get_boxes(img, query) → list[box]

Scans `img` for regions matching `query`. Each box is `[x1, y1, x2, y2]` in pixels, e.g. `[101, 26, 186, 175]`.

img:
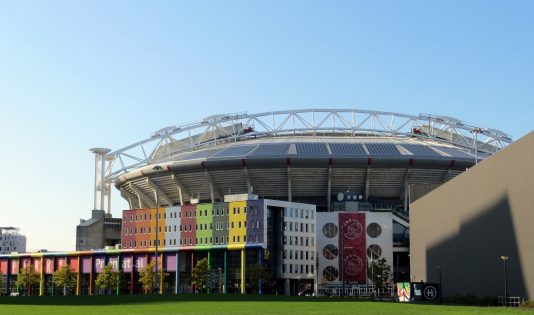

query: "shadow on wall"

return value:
[426, 193, 526, 298]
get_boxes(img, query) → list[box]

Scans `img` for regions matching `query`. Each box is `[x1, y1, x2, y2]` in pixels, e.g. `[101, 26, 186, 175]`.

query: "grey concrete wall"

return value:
[410, 131, 534, 300]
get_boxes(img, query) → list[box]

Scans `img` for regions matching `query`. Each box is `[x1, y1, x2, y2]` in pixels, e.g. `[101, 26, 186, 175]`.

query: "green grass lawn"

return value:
[0, 295, 532, 315]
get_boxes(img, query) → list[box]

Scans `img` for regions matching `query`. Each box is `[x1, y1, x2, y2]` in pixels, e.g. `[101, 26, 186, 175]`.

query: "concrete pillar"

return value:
[240, 249, 246, 294]
[223, 251, 227, 294]
[179, 252, 180, 294]
[287, 166, 292, 202]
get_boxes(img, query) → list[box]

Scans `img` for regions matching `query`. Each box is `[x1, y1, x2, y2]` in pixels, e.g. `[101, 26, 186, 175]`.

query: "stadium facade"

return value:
[2, 109, 512, 296]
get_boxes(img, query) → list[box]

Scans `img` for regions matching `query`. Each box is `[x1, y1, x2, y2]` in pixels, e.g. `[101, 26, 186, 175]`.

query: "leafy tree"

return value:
[139, 260, 155, 294]
[370, 257, 392, 294]
[53, 265, 77, 295]
[16, 264, 40, 296]
[0, 269, 6, 295]
[95, 263, 120, 295]
[138, 260, 168, 294]
[248, 264, 271, 294]
[191, 258, 209, 293]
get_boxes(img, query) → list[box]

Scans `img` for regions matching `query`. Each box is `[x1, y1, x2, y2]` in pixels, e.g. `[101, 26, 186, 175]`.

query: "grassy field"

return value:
[0, 294, 533, 315]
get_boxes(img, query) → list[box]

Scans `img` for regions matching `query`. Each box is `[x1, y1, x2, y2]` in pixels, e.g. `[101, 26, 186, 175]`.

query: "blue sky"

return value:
[1, 1, 533, 251]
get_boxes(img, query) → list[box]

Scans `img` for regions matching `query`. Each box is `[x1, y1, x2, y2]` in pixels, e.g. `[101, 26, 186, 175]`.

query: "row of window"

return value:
[124, 220, 263, 236]
[123, 233, 262, 249]
[283, 250, 315, 261]
[282, 208, 314, 220]
[282, 236, 315, 247]
[124, 206, 261, 222]
[282, 222, 315, 233]
[281, 263, 315, 275]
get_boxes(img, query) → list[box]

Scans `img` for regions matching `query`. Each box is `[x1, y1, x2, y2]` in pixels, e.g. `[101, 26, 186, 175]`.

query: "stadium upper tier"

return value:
[92, 109, 512, 212]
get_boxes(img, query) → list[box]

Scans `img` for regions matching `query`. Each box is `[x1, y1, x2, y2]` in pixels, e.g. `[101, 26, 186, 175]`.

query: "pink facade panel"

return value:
[121, 255, 133, 272]
[44, 258, 54, 274]
[82, 257, 91, 274]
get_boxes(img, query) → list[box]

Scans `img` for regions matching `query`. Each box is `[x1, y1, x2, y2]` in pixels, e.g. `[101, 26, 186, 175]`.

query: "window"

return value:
[244, 221, 247, 228]
[244, 206, 247, 214]
[215, 236, 219, 244]
[238, 221, 241, 228]
[231, 222, 234, 229]
[205, 209, 207, 216]
[244, 235, 246, 242]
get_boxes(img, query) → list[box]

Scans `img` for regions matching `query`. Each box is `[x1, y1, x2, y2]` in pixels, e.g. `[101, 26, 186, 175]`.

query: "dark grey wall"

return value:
[410, 131, 534, 300]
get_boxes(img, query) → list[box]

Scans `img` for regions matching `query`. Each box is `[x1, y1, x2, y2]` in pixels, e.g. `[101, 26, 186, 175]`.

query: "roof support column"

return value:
[201, 162, 222, 203]
[327, 160, 332, 212]
[243, 161, 253, 194]
[147, 178, 173, 206]
[403, 165, 412, 212]
[120, 187, 139, 209]
[365, 166, 371, 201]
[130, 183, 155, 208]
[171, 173, 185, 206]
[287, 159, 292, 202]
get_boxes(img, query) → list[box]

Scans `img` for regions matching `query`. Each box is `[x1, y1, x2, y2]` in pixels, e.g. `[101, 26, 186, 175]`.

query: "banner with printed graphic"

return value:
[338, 212, 366, 283]
[121, 256, 133, 273]
[44, 258, 54, 274]
[397, 282, 411, 302]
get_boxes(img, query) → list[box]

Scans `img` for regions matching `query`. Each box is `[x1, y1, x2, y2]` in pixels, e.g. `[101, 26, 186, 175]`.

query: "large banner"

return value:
[338, 213, 366, 284]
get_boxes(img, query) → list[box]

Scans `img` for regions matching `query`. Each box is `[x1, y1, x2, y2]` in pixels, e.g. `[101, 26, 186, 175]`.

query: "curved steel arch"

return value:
[91, 109, 512, 212]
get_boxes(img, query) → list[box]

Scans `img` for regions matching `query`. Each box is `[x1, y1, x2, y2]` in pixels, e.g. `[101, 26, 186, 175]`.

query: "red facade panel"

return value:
[339, 213, 366, 284]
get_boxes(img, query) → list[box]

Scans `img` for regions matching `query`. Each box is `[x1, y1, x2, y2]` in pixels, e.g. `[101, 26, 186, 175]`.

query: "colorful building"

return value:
[0, 196, 316, 296]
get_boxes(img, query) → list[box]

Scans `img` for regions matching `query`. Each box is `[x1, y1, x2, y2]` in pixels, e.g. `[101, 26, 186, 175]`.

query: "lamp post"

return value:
[500, 256, 509, 306]
[436, 266, 442, 304]
[153, 165, 163, 294]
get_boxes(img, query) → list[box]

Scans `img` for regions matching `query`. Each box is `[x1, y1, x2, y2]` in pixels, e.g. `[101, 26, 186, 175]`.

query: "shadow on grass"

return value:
[0, 294, 387, 306]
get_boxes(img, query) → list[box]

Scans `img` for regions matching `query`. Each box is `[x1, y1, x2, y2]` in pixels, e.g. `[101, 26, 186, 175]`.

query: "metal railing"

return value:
[498, 296, 524, 307]
[317, 284, 394, 298]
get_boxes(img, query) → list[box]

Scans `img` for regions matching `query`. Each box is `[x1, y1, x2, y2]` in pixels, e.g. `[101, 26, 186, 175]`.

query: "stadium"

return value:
[1, 109, 513, 296]
[102, 109, 511, 210]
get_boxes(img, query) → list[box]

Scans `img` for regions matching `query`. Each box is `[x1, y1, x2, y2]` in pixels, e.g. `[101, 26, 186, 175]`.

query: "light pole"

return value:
[500, 256, 509, 306]
[436, 266, 442, 304]
[153, 165, 163, 294]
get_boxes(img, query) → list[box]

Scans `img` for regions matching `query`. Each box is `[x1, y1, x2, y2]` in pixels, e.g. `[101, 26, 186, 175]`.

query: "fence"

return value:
[317, 284, 394, 298]
[498, 296, 524, 307]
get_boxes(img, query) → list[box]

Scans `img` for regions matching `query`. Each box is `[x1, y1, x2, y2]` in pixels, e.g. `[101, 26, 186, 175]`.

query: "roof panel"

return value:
[295, 143, 329, 155]
[330, 143, 367, 156]
[365, 143, 401, 156]
[179, 148, 220, 160]
[210, 145, 257, 158]
[252, 144, 290, 156]
[432, 146, 474, 159]
[401, 144, 444, 158]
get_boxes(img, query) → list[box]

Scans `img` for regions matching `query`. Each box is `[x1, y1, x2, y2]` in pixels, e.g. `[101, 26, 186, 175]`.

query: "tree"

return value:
[248, 264, 272, 294]
[370, 257, 392, 294]
[191, 258, 209, 293]
[16, 264, 40, 296]
[0, 269, 6, 295]
[138, 260, 168, 294]
[95, 263, 120, 295]
[53, 265, 77, 295]
[138, 260, 154, 294]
